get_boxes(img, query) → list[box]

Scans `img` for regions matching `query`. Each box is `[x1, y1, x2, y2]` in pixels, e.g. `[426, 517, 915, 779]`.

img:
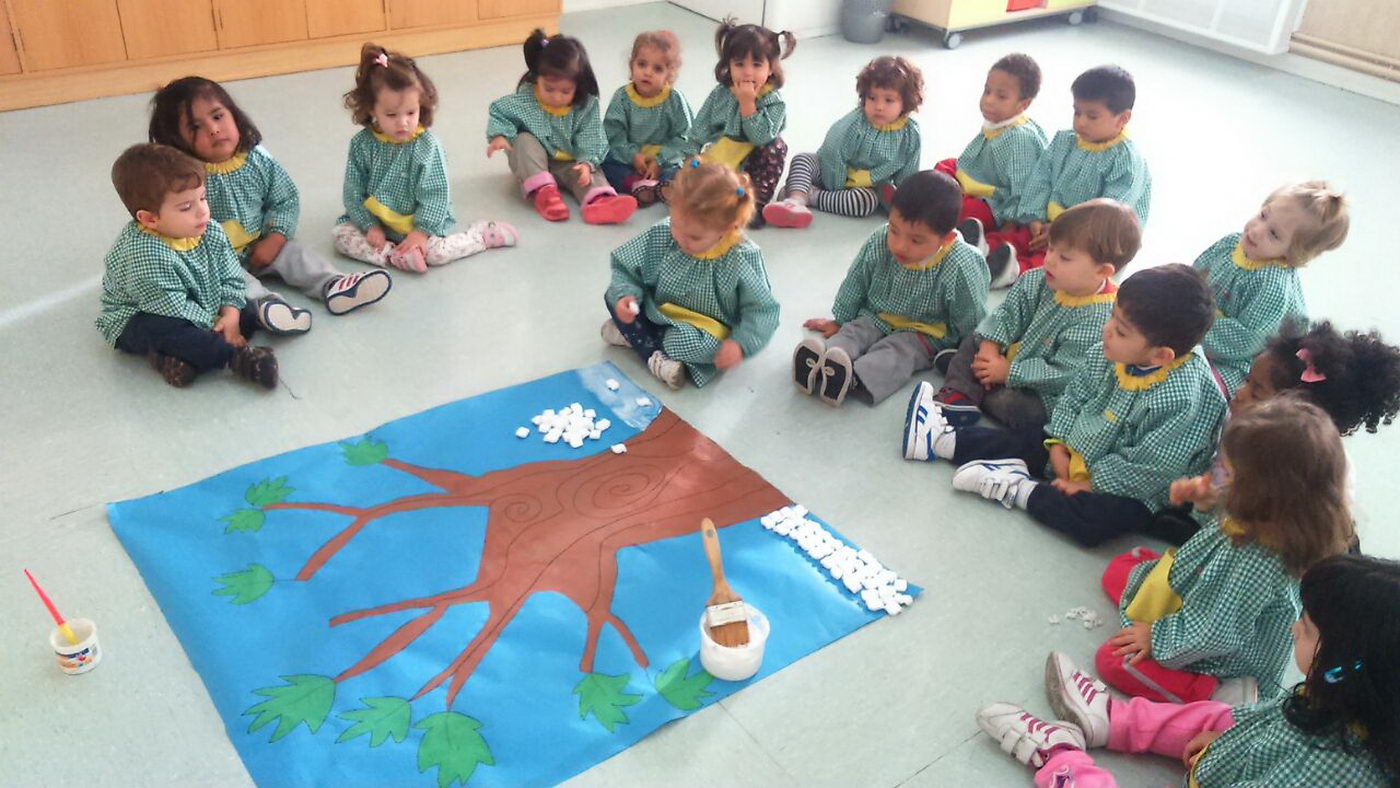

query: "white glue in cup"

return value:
[49, 618, 101, 676]
[697, 603, 769, 681]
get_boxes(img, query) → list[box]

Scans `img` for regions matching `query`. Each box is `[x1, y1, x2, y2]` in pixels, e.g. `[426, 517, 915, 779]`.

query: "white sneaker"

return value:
[1045, 652, 1111, 748]
[958, 217, 989, 256]
[976, 703, 1085, 769]
[987, 243, 1020, 289]
[600, 319, 631, 348]
[325, 270, 391, 315]
[902, 381, 949, 461]
[257, 297, 312, 335]
[952, 458, 1033, 509]
[1210, 676, 1259, 706]
[647, 350, 685, 390]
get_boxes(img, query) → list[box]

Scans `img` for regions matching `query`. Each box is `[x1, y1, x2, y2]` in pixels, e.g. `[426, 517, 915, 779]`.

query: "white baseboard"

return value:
[1099, 9, 1400, 106]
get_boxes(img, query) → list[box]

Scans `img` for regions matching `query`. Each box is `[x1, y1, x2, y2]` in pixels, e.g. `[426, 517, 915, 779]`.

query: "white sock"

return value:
[1014, 479, 1038, 510]
[787, 192, 809, 206]
[932, 429, 956, 460]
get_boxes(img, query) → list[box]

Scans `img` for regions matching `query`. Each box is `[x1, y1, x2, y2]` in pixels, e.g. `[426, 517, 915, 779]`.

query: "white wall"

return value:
[565, 0, 845, 39]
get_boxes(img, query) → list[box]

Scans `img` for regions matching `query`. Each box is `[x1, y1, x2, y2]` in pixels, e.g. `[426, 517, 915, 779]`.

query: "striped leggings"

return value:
[781, 152, 882, 217]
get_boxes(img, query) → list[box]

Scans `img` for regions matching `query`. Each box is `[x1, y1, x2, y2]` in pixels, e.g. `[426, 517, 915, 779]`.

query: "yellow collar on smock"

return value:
[627, 83, 671, 108]
[535, 86, 573, 116]
[139, 224, 204, 251]
[204, 152, 248, 175]
[898, 238, 955, 271]
[372, 125, 425, 144]
[983, 114, 1029, 140]
[1055, 278, 1117, 307]
[1076, 130, 1128, 152]
[872, 116, 909, 132]
[693, 231, 743, 260]
[1115, 352, 1192, 391]
[1230, 242, 1289, 271]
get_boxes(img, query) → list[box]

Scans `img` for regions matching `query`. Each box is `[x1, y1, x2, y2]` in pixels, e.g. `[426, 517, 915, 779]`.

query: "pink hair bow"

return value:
[1297, 348, 1326, 383]
[374, 52, 389, 67]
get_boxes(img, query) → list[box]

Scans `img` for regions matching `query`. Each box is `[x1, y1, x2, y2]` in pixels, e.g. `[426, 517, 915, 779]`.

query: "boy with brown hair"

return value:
[934, 198, 1141, 430]
[96, 143, 278, 389]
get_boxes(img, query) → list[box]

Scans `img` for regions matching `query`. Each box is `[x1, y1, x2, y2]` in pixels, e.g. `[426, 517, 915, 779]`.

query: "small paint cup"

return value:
[49, 618, 101, 676]
[697, 603, 769, 681]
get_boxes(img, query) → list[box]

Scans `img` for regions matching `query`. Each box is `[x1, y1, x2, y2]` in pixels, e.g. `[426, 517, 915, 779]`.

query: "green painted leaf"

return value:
[416, 712, 494, 788]
[336, 696, 412, 747]
[245, 476, 293, 507]
[655, 657, 714, 711]
[243, 675, 336, 743]
[221, 508, 266, 534]
[212, 564, 274, 605]
[573, 672, 642, 733]
[341, 437, 389, 466]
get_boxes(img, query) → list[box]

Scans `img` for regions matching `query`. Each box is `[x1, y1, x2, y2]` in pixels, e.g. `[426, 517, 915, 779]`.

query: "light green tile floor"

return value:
[1, 3, 1396, 785]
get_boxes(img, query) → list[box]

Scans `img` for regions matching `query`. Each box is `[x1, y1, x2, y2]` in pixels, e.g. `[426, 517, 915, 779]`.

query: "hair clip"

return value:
[374, 52, 389, 67]
[1323, 660, 1363, 684]
[1296, 348, 1327, 383]
[540, 37, 550, 47]
[690, 159, 701, 168]
[736, 187, 746, 197]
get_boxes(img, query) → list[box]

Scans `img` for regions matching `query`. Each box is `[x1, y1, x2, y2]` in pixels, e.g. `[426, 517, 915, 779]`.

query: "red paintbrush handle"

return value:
[24, 569, 67, 625]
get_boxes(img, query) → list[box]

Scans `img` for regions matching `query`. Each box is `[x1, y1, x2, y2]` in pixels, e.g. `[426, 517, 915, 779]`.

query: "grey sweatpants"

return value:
[508, 132, 608, 203]
[826, 316, 935, 404]
[944, 334, 1049, 429]
[241, 239, 342, 304]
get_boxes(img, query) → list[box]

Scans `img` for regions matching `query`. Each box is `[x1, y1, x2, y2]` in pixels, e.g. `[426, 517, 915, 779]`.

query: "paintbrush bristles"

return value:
[700, 518, 750, 647]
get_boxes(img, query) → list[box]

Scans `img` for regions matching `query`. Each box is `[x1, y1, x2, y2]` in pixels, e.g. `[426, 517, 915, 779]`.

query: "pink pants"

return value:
[1033, 697, 1235, 787]
[1096, 550, 1219, 704]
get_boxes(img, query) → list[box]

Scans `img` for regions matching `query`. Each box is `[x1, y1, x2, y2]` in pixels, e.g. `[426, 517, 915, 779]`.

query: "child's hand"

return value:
[1182, 731, 1223, 767]
[572, 162, 592, 187]
[731, 80, 759, 115]
[1109, 622, 1153, 665]
[642, 156, 660, 180]
[614, 296, 640, 324]
[803, 318, 841, 338]
[213, 305, 246, 348]
[487, 136, 513, 157]
[366, 225, 388, 250]
[1028, 221, 1048, 251]
[714, 339, 743, 370]
[1170, 473, 1218, 510]
[1051, 478, 1093, 496]
[972, 352, 1011, 387]
[248, 233, 287, 269]
[397, 230, 429, 258]
[632, 152, 655, 178]
[1049, 443, 1072, 480]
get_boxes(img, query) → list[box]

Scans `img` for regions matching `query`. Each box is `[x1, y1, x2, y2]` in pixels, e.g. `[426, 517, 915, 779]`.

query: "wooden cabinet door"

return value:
[118, 0, 218, 61]
[306, 0, 385, 39]
[214, 0, 308, 49]
[0, 2, 21, 74]
[477, 0, 558, 19]
[8, 0, 127, 71]
[388, 0, 476, 30]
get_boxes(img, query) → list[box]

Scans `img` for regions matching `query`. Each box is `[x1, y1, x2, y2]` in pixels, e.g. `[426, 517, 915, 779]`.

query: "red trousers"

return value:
[935, 158, 1045, 273]
[1096, 549, 1219, 704]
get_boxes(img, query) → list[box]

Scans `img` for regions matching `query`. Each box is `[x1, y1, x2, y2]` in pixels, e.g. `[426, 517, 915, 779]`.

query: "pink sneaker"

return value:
[475, 220, 519, 248]
[387, 245, 427, 273]
[1045, 652, 1111, 748]
[762, 199, 813, 229]
[582, 194, 638, 225]
[976, 703, 1086, 768]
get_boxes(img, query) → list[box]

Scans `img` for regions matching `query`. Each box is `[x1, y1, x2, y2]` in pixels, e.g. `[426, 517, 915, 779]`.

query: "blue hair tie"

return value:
[736, 187, 746, 197]
[690, 159, 701, 168]
[1323, 661, 1364, 684]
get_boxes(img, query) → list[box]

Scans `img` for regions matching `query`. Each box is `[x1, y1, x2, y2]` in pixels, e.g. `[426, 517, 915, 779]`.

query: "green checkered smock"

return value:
[607, 218, 780, 387]
[204, 144, 299, 261]
[1194, 232, 1307, 394]
[816, 107, 922, 189]
[683, 83, 786, 154]
[975, 268, 1115, 413]
[954, 115, 1048, 224]
[96, 221, 246, 346]
[337, 127, 455, 239]
[1046, 345, 1226, 510]
[487, 83, 608, 166]
[603, 84, 693, 167]
[1121, 517, 1300, 698]
[1015, 129, 1151, 225]
[1192, 697, 1392, 786]
[831, 225, 990, 353]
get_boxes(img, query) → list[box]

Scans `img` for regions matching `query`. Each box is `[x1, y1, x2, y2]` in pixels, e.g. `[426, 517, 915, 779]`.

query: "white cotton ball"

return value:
[515, 427, 530, 438]
[609, 443, 627, 454]
[606, 378, 621, 391]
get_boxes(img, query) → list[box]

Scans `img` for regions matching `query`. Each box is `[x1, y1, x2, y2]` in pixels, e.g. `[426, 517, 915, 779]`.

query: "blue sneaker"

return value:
[952, 459, 1033, 509]
[903, 381, 951, 460]
[934, 386, 982, 427]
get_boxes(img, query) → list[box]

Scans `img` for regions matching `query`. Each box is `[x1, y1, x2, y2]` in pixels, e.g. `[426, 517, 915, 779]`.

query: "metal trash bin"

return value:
[841, 0, 895, 44]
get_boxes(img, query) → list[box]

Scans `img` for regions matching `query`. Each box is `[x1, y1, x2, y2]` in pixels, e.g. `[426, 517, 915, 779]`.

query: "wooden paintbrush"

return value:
[700, 517, 750, 647]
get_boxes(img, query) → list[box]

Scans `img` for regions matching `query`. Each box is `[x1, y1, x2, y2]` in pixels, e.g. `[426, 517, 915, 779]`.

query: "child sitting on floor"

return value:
[935, 53, 1047, 279]
[340, 43, 518, 271]
[601, 30, 693, 207]
[905, 264, 1224, 547]
[1194, 181, 1349, 395]
[793, 170, 988, 407]
[935, 199, 1139, 431]
[489, 29, 637, 224]
[683, 19, 796, 226]
[977, 553, 1398, 786]
[764, 55, 923, 228]
[150, 76, 392, 328]
[993, 65, 1152, 289]
[603, 160, 779, 389]
[97, 144, 278, 389]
